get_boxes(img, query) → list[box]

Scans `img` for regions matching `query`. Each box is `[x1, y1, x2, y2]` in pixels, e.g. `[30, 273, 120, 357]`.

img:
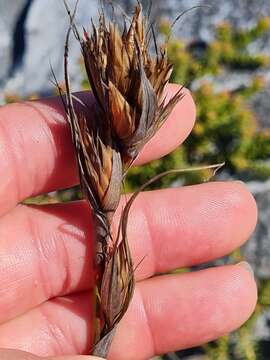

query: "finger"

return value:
[114, 181, 257, 279]
[51, 357, 101, 360]
[0, 349, 100, 360]
[0, 265, 257, 359]
[51, 357, 102, 360]
[0, 349, 39, 360]
[0, 84, 195, 215]
[0, 182, 256, 324]
[0, 292, 94, 357]
[111, 263, 257, 359]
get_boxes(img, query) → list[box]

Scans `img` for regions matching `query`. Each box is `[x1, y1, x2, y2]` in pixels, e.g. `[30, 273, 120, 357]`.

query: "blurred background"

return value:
[1, 0, 270, 359]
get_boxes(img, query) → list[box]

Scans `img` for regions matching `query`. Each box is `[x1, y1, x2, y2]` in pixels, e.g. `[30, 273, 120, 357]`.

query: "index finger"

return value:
[0, 84, 195, 215]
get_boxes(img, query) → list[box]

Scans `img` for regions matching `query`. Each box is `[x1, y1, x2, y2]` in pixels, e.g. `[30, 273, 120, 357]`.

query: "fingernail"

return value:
[237, 261, 254, 277]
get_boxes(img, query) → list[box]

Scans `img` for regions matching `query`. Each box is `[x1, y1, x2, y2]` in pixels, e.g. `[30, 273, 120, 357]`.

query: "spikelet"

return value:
[81, 3, 183, 164]
[63, 1, 184, 358]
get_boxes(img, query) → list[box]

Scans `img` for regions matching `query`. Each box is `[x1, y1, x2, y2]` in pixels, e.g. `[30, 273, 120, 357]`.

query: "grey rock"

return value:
[250, 85, 270, 129]
[1, 0, 98, 102]
[0, 0, 29, 83]
[192, 70, 270, 93]
[242, 180, 270, 279]
[254, 310, 270, 341]
[118, 0, 270, 47]
[171, 0, 270, 50]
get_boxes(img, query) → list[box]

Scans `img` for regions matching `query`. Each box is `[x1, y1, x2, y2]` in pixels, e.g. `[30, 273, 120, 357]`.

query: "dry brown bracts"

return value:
[63, 1, 183, 357]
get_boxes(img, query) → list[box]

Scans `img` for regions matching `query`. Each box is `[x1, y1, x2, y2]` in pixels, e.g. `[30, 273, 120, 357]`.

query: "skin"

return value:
[0, 84, 257, 360]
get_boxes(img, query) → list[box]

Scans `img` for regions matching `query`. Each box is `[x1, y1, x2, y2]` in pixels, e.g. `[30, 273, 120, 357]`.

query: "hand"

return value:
[0, 84, 257, 360]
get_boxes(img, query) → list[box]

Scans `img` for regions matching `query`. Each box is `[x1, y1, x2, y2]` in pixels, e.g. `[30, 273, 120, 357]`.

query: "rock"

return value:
[0, 0, 29, 83]
[119, 0, 270, 49]
[192, 69, 270, 92]
[243, 180, 270, 279]
[1, 0, 97, 101]
[254, 310, 270, 341]
[250, 85, 270, 129]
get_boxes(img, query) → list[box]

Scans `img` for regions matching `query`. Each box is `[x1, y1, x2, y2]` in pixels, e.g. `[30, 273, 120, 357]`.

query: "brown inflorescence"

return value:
[63, 1, 183, 358]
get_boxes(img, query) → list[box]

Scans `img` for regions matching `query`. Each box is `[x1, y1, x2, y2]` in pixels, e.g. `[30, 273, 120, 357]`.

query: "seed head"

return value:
[81, 3, 183, 164]
[62, 1, 183, 357]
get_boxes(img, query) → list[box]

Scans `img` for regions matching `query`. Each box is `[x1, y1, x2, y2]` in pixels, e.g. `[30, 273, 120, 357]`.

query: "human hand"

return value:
[0, 84, 257, 359]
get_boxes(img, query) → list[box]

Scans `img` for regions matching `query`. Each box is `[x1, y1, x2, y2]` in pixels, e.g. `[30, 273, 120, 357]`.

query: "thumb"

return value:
[0, 349, 103, 360]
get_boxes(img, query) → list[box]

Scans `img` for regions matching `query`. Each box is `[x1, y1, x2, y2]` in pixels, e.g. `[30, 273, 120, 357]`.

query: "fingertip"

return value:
[235, 262, 258, 313]
[212, 263, 257, 338]
[227, 181, 258, 244]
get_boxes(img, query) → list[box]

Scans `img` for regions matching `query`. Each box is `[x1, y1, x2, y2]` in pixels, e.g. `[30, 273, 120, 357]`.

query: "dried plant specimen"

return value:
[60, 1, 223, 358]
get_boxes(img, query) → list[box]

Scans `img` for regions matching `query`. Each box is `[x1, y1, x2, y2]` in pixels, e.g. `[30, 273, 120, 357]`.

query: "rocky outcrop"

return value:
[0, 0, 97, 102]
[0, 0, 29, 84]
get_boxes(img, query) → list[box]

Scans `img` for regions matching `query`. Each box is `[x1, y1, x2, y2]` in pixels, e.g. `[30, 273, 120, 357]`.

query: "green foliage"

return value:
[183, 84, 270, 181]
[204, 335, 231, 360]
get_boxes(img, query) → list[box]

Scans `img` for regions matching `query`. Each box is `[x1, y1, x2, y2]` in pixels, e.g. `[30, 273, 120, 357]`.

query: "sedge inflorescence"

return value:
[63, 1, 183, 357]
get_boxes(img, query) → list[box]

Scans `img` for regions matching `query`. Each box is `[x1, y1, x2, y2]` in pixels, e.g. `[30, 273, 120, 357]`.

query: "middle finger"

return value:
[0, 181, 256, 325]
